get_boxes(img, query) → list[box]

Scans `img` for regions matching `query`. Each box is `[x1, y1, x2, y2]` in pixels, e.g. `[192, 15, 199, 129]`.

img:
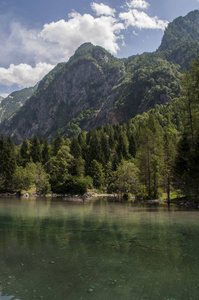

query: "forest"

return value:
[0, 57, 199, 202]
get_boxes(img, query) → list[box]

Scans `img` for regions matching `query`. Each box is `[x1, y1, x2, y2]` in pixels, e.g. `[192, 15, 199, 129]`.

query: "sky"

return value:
[0, 0, 199, 97]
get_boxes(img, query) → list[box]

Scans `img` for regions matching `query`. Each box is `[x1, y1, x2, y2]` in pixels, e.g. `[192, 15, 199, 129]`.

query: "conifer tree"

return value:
[181, 57, 199, 138]
[116, 128, 129, 161]
[173, 133, 191, 197]
[20, 138, 30, 166]
[30, 134, 42, 163]
[42, 139, 51, 165]
[88, 159, 104, 188]
[70, 136, 82, 158]
[0, 135, 16, 191]
[51, 136, 64, 156]
[100, 132, 111, 164]
[87, 131, 104, 164]
[104, 124, 115, 149]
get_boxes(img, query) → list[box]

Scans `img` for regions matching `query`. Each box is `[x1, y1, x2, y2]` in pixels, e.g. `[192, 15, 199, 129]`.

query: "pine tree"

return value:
[173, 133, 191, 197]
[51, 136, 64, 156]
[136, 123, 164, 199]
[116, 128, 129, 161]
[30, 135, 42, 163]
[181, 57, 199, 138]
[87, 131, 104, 164]
[70, 136, 82, 158]
[42, 139, 51, 165]
[20, 138, 30, 166]
[100, 132, 111, 164]
[88, 160, 104, 188]
[0, 135, 16, 191]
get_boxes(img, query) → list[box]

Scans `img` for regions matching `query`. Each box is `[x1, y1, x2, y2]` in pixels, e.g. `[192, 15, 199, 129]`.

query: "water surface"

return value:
[0, 197, 199, 300]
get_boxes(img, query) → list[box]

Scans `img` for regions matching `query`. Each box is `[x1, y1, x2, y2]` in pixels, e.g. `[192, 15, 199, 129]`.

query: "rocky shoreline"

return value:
[0, 192, 199, 209]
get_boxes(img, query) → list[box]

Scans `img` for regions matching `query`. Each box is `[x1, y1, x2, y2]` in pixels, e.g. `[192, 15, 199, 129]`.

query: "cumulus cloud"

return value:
[0, 63, 54, 87]
[40, 11, 124, 56]
[0, 21, 61, 67]
[126, 0, 150, 9]
[120, 9, 168, 30]
[0, 7, 124, 88]
[91, 2, 116, 16]
[0, 1, 169, 91]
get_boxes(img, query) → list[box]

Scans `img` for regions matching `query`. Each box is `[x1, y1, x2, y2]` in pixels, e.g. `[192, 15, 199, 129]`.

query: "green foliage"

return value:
[84, 176, 93, 189]
[2, 14, 195, 143]
[42, 139, 51, 164]
[173, 56, 199, 199]
[88, 160, 105, 188]
[30, 135, 42, 163]
[0, 86, 37, 122]
[112, 160, 140, 198]
[45, 145, 74, 192]
[2, 53, 199, 200]
[26, 162, 51, 194]
[12, 166, 32, 192]
[55, 175, 88, 195]
[135, 116, 164, 199]
[115, 54, 181, 120]
[19, 138, 30, 166]
[51, 136, 65, 156]
[71, 157, 85, 178]
[159, 11, 199, 70]
[0, 134, 16, 191]
[181, 57, 199, 137]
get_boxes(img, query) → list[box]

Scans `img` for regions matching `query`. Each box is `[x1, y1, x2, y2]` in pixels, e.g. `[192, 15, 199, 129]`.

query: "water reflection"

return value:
[0, 197, 199, 300]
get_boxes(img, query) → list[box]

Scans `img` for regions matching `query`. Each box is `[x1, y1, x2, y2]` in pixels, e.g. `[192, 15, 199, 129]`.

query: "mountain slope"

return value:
[158, 10, 199, 69]
[0, 86, 37, 123]
[1, 10, 199, 143]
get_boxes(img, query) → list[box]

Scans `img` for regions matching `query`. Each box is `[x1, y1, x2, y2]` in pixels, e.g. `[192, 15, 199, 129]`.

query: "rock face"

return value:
[1, 44, 127, 142]
[1, 10, 199, 143]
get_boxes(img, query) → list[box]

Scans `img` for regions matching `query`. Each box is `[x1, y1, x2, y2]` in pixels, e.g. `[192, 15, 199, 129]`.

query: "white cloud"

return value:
[0, 10, 124, 88]
[120, 9, 168, 30]
[91, 2, 116, 16]
[0, 21, 60, 67]
[0, 93, 9, 98]
[40, 12, 124, 56]
[126, 0, 150, 9]
[0, 1, 169, 90]
[0, 63, 54, 87]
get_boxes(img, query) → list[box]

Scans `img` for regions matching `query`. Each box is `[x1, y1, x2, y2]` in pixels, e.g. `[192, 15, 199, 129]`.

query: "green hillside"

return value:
[0, 10, 199, 143]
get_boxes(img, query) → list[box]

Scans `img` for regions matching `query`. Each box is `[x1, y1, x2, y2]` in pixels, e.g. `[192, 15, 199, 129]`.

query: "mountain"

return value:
[1, 10, 199, 143]
[158, 10, 199, 69]
[0, 86, 37, 123]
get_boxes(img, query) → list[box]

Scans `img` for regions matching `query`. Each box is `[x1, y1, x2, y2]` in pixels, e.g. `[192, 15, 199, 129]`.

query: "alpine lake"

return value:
[0, 196, 199, 300]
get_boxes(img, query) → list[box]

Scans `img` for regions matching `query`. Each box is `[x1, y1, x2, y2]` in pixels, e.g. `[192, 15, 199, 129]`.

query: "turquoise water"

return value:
[0, 197, 199, 300]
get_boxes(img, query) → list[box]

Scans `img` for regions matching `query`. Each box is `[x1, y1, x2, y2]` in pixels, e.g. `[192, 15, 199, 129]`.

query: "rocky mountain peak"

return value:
[158, 10, 199, 52]
[72, 42, 111, 64]
[1, 10, 199, 143]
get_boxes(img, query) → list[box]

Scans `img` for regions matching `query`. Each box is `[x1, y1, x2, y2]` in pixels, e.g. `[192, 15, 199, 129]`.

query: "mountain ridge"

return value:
[1, 10, 199, 143]
[0, 86, 37, 123]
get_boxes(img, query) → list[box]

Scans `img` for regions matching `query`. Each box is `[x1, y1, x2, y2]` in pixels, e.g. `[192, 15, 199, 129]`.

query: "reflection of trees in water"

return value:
[0, 199, 198, 300]
[0, 203, 186, 260]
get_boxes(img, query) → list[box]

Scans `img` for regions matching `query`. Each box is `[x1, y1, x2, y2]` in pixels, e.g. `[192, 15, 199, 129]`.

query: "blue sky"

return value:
[0, 0, 199, 97]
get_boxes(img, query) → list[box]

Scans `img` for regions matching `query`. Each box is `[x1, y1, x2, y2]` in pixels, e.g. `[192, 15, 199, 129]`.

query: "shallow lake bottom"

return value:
[0, 197, 198, 300]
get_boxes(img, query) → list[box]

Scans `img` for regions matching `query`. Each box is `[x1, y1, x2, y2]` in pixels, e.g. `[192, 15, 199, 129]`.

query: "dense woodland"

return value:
[1, 57, 199, 201]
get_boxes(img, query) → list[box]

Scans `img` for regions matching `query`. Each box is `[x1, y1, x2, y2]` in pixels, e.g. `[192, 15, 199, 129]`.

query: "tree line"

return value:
[1, 57, 199, 201]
